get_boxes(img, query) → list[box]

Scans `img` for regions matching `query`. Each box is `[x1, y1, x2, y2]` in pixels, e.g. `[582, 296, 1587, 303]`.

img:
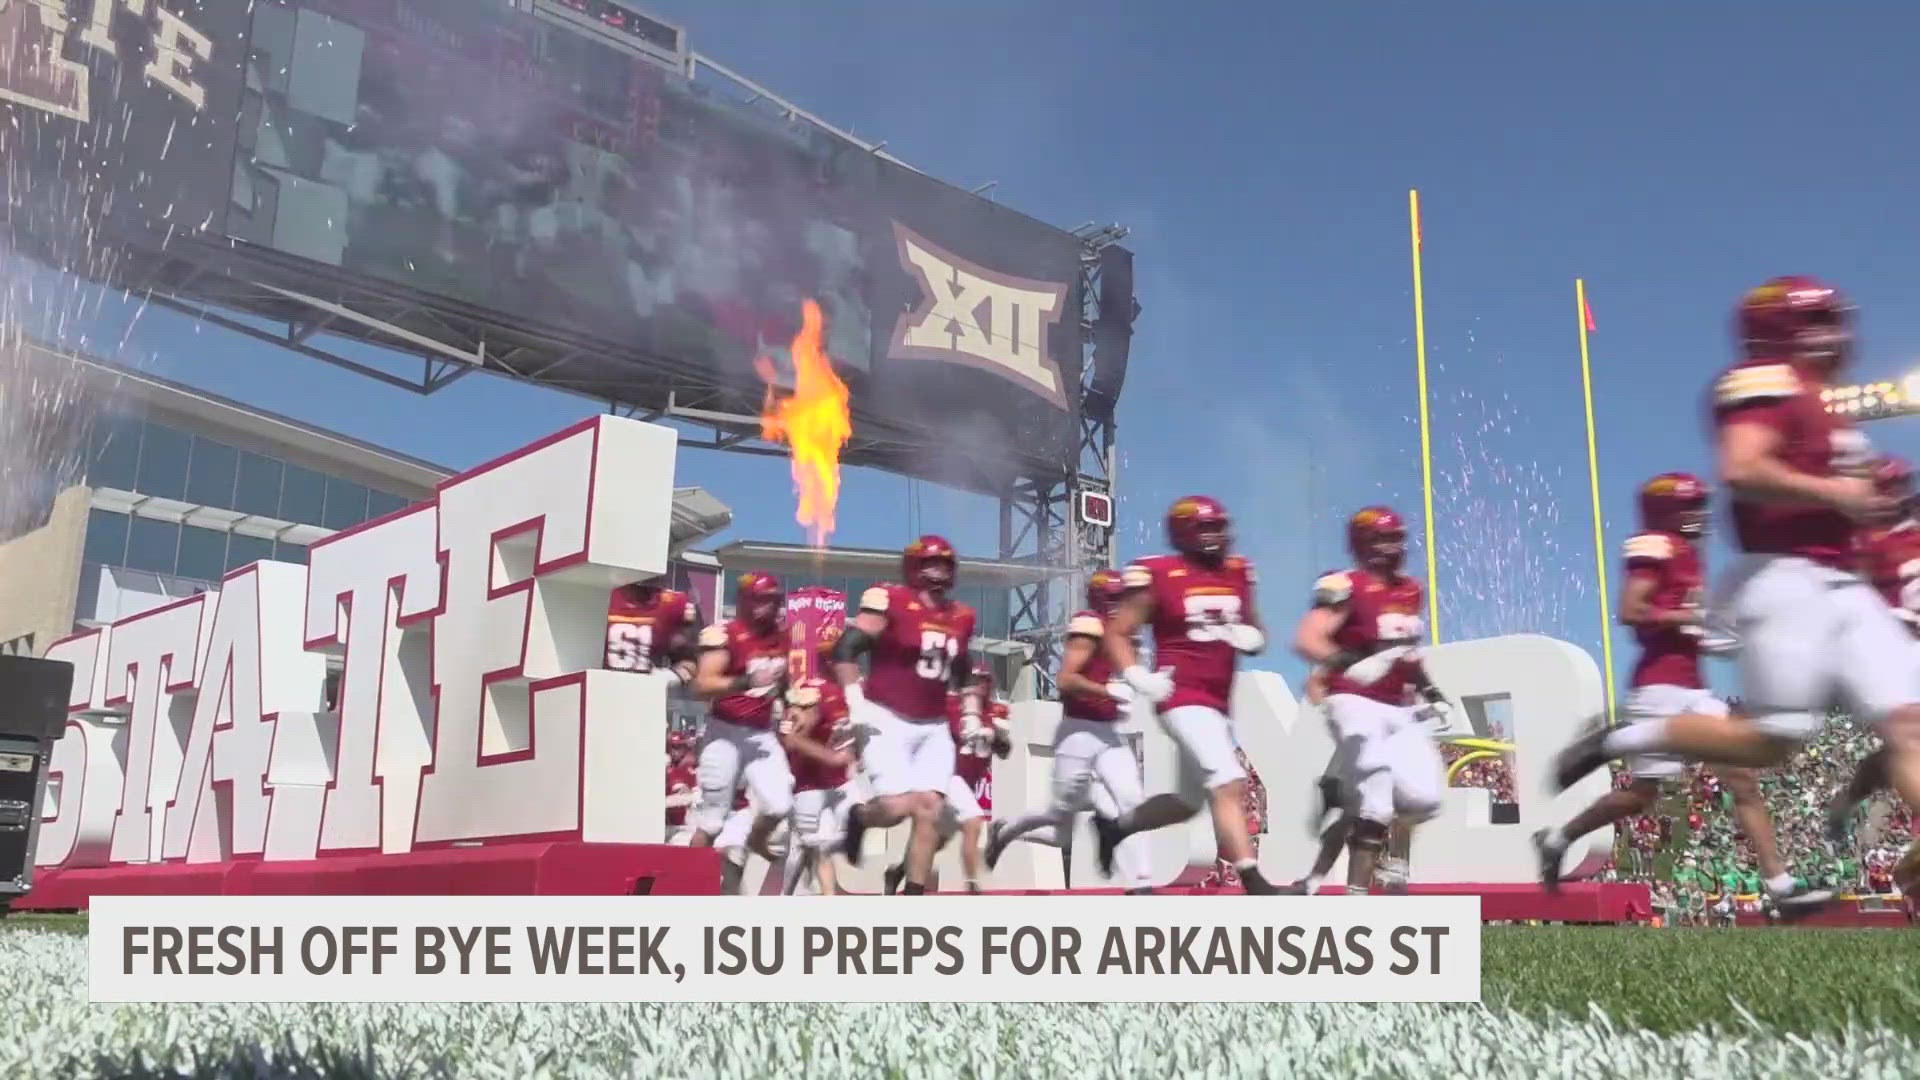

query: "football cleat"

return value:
[1771, 883, 1836, 922]
[1092, 813, 1123, 878]
[840, 803, 869, 867]
[1532, 829, 1565, 894]
[983, 820, 1009, 872]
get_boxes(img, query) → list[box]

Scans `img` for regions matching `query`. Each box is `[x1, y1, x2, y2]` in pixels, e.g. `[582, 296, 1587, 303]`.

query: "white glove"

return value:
[1343, 645, 1416, 687]
[1106, 680, 1135, 704]
[1223, 624, 1266, 655]
[1124, 665, 1176, 705]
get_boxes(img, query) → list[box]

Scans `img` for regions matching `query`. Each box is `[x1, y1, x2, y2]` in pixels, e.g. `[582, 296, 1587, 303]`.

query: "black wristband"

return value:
[1325, 650, 1361, 671]
[729, 673, 751, 694]
[1421, 683, 1446, 704]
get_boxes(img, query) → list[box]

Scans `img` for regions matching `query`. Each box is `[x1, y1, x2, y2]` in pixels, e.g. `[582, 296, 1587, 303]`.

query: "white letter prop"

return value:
[973, 634, 1610, 890]
[414, 416, 677, 847]
[305, 503, 443, 856]
[1410, 634, 1613, 884]
[102, 596, 213, 864]
[163, 563, 327, 863]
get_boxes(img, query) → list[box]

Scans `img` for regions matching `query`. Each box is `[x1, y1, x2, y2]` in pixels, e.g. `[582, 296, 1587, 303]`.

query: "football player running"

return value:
[835, 536, 982, 895]
[688, 573, 795, 867]
[1554, 277, 1920, 881]
[881, 664, 1010, 894]
[606, 579, 701, 686]
[985, 569, 1154, 893]
[1826, 454, 1919, 845]
[1091, 497, 1278, 894]
[779, 627, 861, 895]
[1291, 507, 1449, 895]
[1534, 473, 1830, 914]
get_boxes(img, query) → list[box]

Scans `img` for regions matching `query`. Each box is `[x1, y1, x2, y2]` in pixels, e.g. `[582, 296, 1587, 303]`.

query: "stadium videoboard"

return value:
[221, 0, 1089, 473]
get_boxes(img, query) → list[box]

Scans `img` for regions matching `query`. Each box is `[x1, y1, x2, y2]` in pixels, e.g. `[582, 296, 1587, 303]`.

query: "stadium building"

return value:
[0, 341, 734, 669]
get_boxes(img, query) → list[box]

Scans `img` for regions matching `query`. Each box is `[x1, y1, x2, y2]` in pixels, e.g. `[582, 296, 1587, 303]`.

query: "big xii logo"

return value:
[0, 0, 214, 123]
[890, 223, 1072, 408]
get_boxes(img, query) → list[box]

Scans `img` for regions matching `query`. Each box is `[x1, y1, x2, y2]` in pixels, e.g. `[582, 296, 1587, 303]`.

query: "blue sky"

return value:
[45, 2, 1920, 697]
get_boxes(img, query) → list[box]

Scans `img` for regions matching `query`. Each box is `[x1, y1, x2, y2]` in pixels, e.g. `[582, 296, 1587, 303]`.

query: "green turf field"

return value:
[4, 917, 1916, 1078]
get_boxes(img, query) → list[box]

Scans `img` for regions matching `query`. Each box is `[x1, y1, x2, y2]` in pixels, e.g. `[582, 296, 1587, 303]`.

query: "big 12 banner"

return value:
[36, 416, 682, 873]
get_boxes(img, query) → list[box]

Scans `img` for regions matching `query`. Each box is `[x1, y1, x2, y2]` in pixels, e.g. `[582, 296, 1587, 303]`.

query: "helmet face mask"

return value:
[1347, 507, 1407, 574]
[904, 535, 957, 596]
[1168, 496, 1231, 563]
[1639, 473, 1710, 538]
[736, 573, 784, 628]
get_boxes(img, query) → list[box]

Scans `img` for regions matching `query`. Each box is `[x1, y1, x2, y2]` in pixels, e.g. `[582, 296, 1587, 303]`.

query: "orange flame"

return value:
[755, 299, 851, 548]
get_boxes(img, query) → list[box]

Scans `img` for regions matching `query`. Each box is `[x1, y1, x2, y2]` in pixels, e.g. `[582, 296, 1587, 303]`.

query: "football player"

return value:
[1554, 276, 1920, 879]
[605, 579, 700, 685]
[1092, 496, 1278, 894]
[1291, 507, 1449, 895]
[883, 665, 1011, 894]
[834, 536, 983, 895]
[1826, 454, 1919, 843]
[985, 569, 1153, 893]
[1534, 474, 1830, 913]
[779, 626, 860, 896]
[688, 573, 795, 870]
[664, 730, 697, 844]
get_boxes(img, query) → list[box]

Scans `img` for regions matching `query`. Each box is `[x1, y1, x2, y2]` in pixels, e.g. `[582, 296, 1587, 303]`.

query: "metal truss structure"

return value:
[1002, 224, 1127, 697]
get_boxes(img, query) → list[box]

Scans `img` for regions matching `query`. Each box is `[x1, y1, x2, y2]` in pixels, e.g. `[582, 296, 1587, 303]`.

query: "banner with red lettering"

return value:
[783, 587, 847, 683]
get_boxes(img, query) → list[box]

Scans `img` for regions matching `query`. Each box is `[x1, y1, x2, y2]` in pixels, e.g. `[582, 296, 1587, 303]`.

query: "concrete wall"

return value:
[0, 484, 89, 657]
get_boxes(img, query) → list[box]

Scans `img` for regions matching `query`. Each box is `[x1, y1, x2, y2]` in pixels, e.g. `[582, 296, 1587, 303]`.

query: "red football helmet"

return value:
[903, 535, 957, 594]
[735, 572, 784, 627]
[1347, 506, 1406, 572]
[967, 659, 994, 698]
[1638, 473, 1709, 538]
[1086, 568, 1127, 616]
[1167, 496, 1230, 561]
[1736, 275, 1854, 369]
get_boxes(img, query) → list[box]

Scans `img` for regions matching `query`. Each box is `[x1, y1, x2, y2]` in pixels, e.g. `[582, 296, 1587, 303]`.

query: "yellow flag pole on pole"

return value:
[1410, 190, 1441, 643]
[1576, 278, 1618, 721]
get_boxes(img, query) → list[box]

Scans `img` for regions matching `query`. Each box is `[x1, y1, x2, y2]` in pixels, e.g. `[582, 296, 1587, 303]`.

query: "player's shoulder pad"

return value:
[1623, 532, 1674, 562]
[697, 624, 729, 650]
[860, 584, 894, 614]
[1312, 570, 1354, 606]
[1121, 561, 1155, 591]
[1714, 363, 1801, 407]
[1068, 610, 1105, 638]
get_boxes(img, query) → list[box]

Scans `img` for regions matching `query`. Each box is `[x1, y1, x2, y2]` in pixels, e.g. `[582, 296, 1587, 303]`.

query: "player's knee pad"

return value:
[691, 804, 729, 836]
[1349, 817, 1390, 853]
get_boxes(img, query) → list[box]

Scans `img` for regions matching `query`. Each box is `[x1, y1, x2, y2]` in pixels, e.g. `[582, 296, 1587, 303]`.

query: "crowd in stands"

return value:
[1430, 708, 1914, 913]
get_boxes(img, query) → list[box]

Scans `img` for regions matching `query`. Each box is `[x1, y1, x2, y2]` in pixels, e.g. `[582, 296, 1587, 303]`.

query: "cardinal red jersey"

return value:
[1622, 531, 1707, 689]
[606, 585, 697, 673]
[1123, 553, 1258, 713]
[1858, 522, 1920, 638]
[664, 763, 695, 827]
[698, 619, 789, 728]
[1061, 609, 1125, 722]
[1315, 568, 1426, 706]
[787, 678, 852, 792]
[1711, 359, 1875, 569]
[946, 693, 998, 809]
[858, 582, 978, 719]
